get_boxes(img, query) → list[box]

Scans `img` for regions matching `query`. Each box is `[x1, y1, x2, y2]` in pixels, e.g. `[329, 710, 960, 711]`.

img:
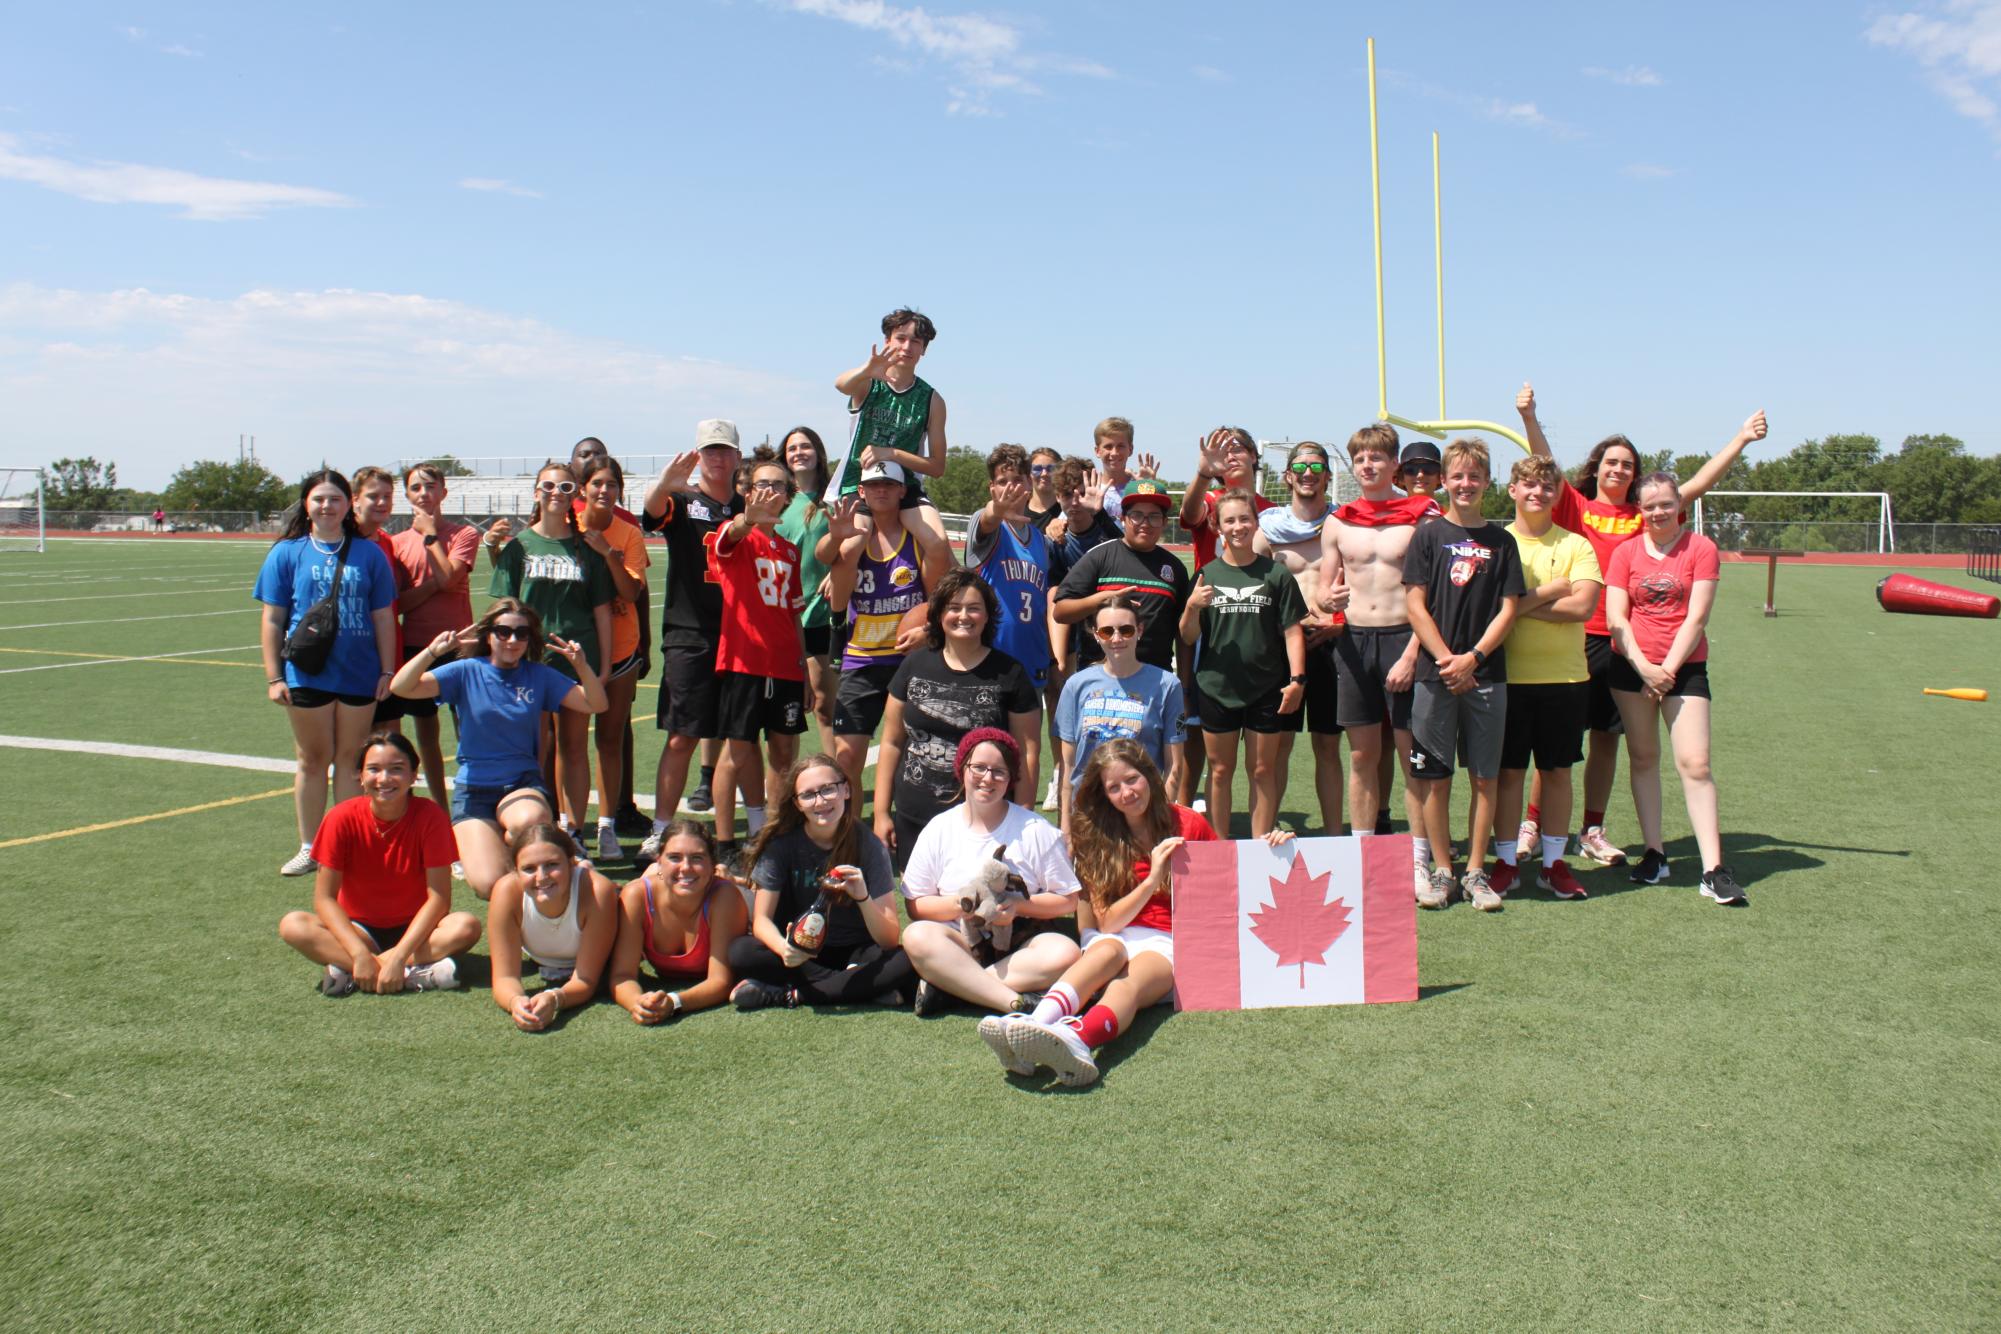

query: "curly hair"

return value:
[1070, 739, 1176, 914]
[925, 567, 1000, 650]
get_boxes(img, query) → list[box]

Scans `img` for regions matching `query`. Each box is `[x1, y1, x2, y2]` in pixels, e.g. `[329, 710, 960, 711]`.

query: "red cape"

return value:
[1332, 495, 1443, 527]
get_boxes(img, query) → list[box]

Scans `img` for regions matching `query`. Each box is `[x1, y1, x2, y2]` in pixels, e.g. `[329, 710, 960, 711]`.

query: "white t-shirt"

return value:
[900, 802, 1081, 902]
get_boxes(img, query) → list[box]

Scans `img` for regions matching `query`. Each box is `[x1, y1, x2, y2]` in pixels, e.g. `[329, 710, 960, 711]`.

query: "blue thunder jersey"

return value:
[969, 516, 1052, 685]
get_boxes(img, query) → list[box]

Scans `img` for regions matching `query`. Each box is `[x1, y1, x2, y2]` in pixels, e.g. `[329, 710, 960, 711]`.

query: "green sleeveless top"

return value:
[837, 376, 934, 496]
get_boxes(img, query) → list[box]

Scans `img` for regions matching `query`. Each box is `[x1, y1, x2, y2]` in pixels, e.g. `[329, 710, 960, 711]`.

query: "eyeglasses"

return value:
[1124, 507, 1165, 525]
[749, 479, 788, 494]
[963, 763, 1009, 782]
[797, 781, 846, 806]
[536, 481, 577, 495]
[1093, 623, 1138, 641]
[490, 624, 531, 641]
[1288, 461, 1327, 475]
[1030, 465, 1055, 476]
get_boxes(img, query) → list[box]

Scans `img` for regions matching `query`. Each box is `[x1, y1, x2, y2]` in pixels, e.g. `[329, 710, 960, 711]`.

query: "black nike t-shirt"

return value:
[1403, 518, 1526, 684]
[642, 486, 744, 649]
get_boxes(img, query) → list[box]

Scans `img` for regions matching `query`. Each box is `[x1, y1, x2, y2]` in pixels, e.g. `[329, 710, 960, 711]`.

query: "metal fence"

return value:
[1969, 527, 2001, 583]
[1701, 520, 1992, 555]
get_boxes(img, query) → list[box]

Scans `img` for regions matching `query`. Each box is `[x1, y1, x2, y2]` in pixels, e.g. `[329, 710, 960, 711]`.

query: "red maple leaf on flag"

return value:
[1247, 853, 1354, 987]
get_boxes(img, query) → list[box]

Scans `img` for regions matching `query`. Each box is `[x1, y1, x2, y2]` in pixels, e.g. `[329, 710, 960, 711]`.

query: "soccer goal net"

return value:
[1692, 491, 1895, 555]
[0, 468, 46, 553]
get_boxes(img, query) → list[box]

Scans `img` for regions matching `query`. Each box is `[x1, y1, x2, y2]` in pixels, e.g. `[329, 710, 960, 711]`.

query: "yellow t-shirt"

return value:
[1504, 521, 1602, 684]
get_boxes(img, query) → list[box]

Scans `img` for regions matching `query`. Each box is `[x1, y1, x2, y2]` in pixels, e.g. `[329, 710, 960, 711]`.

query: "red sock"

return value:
[1525, 803, 1542, 827]
[1583, 809, 1605, 831]
[1075, 1004, 1120, 1049]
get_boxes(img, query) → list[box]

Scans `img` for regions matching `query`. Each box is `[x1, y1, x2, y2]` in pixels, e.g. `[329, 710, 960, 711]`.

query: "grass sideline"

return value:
[1, 538, 1997, 1330]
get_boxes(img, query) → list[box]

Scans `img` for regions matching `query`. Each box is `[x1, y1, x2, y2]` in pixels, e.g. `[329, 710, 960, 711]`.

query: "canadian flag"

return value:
[1174, 835, 1418, 1011]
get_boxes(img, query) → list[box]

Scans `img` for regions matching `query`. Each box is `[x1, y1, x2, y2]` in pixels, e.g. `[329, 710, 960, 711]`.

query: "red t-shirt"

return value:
[711, 523, 805, 680]
[365, 530, 412, 658]
[1189, 487, 1276, 571]
[1550, 482, 1642, 637]
[313, 795, 458, 927]
[389, 520, 482, 645]
[1605, 531, 1719, 667]
[1127, 805, 1219, 932]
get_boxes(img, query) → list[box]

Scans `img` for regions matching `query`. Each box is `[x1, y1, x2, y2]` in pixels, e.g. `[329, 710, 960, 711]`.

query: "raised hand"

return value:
[1516, 382, 1537, 418]
[485, 517, 513, 549]
[826, 495, 864, 543]
[661, 450, 700, 492]
[1186, 580, 1217, 611]
[866, 342, 896, 379]
[546, 635, 584, 668]
[1134, 452, 1160, 480]
[1196, 429, 1229, 480]
[990, 476, 1029, 513]
[1740, 410, 1768, 444]
[1082, 467, 1108, 510]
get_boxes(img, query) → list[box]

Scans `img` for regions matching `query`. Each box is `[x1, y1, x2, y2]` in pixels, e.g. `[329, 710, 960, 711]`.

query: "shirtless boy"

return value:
[1318, 427, 1443, 867]
[1254, 440, 1346, 834]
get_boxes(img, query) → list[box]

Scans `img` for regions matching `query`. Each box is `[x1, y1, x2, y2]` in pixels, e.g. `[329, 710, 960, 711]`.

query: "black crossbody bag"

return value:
[281, 538, 351, 675]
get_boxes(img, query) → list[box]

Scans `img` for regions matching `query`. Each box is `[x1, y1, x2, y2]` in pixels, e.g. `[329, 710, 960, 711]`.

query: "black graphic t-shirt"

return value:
[1403, 518, 1526, 685]
[1055, 539, 1192, 671]
[886, 646, 1040, 827]
[642, 486, 745, 649]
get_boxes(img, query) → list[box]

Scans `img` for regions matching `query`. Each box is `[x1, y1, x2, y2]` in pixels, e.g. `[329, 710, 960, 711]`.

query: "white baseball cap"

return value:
[695, 419, 740, 450]
[858, 459, 907, 486]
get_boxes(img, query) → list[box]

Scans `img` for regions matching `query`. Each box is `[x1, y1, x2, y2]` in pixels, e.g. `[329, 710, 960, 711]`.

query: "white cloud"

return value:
[161, 44, 202, 58]
[119, 25, 144, 41]
[458, 177, 544, 199]
[0, 284, 835, 486]
[1620, 162, 1679, 179]
[1868, 1, 2001, 143]
[0, 134, 353, 220]
[1583, 65, 1664, 87]
[1380, 70, 1582, 139]
[1191, 64, 1231, 84]
[1487, 99, 1551, 128]
[782, 0, 1110, 115]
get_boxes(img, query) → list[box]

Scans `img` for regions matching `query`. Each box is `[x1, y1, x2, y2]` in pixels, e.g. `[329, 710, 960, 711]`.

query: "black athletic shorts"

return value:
[379, 645, 443, 721]
[1606, 657, 1712, 700]
[803, 623, 833, 659]
[832, 660, 900, 737]
[290, 685, 375, 709]
[1203, 685, 1304, 736]
[1584, 633, 1625, 734]
[658, 641, 720, 738]
[608, 649, 644, 682]
[352, 919, 412, 953]
[1500, 681, 1589, 772]
[717, 671, 809, 741]
[897, 474, 933, 511]
[1333, 624, 1415, 731]
[1304, 637, 1341, 736]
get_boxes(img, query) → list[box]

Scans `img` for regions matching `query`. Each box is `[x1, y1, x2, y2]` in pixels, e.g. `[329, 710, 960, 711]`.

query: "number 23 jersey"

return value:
[711, 524, 806, 681]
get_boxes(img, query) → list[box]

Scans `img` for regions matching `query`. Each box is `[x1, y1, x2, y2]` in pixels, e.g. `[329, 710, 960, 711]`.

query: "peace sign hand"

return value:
[545, 635, 585, 667]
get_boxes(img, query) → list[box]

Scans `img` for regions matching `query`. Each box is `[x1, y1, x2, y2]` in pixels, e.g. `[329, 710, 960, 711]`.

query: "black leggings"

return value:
[726, 935, 916, 1005]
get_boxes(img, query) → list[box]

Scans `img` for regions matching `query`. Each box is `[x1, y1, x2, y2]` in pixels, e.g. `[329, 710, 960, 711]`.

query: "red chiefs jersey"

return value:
[712, 523, 806, 680]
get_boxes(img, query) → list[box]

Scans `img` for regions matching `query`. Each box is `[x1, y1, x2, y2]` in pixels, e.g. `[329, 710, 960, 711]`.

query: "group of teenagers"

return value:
[260, 306, 1767, 1087]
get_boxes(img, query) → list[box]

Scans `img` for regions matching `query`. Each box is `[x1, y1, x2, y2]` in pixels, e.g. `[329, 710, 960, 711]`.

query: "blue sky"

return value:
[3, 1, 1997, 489]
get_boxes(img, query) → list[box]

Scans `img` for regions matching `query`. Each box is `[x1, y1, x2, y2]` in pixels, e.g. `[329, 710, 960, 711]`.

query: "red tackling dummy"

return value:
[1876, 573, 1999, 619]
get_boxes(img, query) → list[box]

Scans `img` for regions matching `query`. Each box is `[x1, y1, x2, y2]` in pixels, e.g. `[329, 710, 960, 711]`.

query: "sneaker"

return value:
[1374, 810, 1394, 836]
[1192, 797, 1208, 816]
[1417, 866, 1454, 910]
[1040, 775, 1061, 812]
[1412, 863, 1431, 902]
[319, 965, 355, 998]
[1629, 847, 1671, 885]
[1700, 866, 1748, 906]
[977, 1015, 1036, 1076]
[680, 781, 714, 816]
[595, 823, 622, 863]
[1576, 827, 1628, 867]
[403, 958, 461, 992]
[730, 978, 795, 1011]
[1009, 1017, 1100, 1087]
[637, 826, 666, 863]
[279, 847, 318, 878]
[1463, 867, 1503, 912]
[912, 979, 946, 1017]
[1516, 819, 1539, 862]
[1485, 860, 1518, 899]
[1538, 859, 1589, 900]
[613, 803, 652, 836]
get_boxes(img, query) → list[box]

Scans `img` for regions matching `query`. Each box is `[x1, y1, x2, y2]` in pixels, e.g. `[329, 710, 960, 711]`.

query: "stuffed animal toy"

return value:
[953, 845, 1029, 956]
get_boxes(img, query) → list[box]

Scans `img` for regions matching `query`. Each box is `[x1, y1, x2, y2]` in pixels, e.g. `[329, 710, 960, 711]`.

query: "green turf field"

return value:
[2, 538, 1997, 1330]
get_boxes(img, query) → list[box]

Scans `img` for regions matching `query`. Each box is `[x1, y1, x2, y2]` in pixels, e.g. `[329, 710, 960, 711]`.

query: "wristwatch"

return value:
[1290, 673, 1308, 684]
[1472, 649, 1488, 666]
[423, 534, 439, 547]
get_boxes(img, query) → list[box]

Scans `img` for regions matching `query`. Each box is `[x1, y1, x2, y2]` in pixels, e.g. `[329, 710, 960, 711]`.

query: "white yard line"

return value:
[0, 644, 263, 676]
[0, 586, 248, 607]
[0, 607, 257, 632]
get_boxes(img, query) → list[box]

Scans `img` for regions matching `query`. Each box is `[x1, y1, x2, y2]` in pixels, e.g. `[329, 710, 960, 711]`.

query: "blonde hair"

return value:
[1509, 453, 1562, 487]
[1094, 417, 1135, 446]
[1441, 437, 1491, 480]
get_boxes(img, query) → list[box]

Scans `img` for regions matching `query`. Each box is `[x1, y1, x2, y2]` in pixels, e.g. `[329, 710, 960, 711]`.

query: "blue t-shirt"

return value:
[1054, 663, 1185, 792]
[252, 536, 398, 696]
[429, 657, 575, 788]
[967, 517, 1052, 686]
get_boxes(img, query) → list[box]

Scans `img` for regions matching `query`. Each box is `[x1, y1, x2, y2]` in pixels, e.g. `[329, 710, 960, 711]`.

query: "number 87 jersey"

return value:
[711, 524, 807, 681]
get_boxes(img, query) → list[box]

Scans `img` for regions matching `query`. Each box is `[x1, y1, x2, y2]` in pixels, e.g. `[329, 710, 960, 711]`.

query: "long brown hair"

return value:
[526, 460, 582, 533]
[469, 598, 547, 662]
[744, 756, 859, 879]
[781, 426, 830, 517]
[1071, 739, 1176, 913]
[1574, 434, 1642, 502]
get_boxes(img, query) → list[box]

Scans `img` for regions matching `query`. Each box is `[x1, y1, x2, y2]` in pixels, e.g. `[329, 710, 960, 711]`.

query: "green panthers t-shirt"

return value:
[1193, 553, 1308, 711]
[836, 376, 934, 496]
[488, 529, 615, 680]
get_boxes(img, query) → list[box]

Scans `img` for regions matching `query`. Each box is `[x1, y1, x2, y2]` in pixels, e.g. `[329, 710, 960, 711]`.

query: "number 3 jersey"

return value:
[711, 524, 806, 681]
[966, 516, 1052, 684]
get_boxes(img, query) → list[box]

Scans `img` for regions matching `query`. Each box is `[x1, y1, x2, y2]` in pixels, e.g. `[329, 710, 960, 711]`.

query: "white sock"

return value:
[597, 815, 615, 830]
[1542, 834, 1568, 867]
[1032, 982, 1080, 1026]
[1411, 837, 1430, 868]
[1495, 844, 1518, 867]
[299, 841, 313, 855]
[746, 808, 766, 834]
[648, 818, 668, 836]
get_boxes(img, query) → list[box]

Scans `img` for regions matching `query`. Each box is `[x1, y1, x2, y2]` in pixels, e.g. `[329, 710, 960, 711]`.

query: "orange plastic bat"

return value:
[1922, 688, 1988, 702]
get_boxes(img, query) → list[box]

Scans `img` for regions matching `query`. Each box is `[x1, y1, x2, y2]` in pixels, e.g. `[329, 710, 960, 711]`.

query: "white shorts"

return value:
[1080, 924, 1173, 968]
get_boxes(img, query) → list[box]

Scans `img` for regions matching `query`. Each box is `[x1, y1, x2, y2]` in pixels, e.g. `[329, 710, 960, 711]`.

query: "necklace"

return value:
[308, 532, 342, 556]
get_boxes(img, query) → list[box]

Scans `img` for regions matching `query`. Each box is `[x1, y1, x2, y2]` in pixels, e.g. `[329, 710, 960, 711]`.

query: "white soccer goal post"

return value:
[0, 467, 46, 553]
[1692, 491, 1896, 555]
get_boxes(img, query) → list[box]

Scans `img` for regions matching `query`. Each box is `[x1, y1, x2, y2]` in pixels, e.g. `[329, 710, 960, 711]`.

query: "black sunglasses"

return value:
[490, 624, 532, 641]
